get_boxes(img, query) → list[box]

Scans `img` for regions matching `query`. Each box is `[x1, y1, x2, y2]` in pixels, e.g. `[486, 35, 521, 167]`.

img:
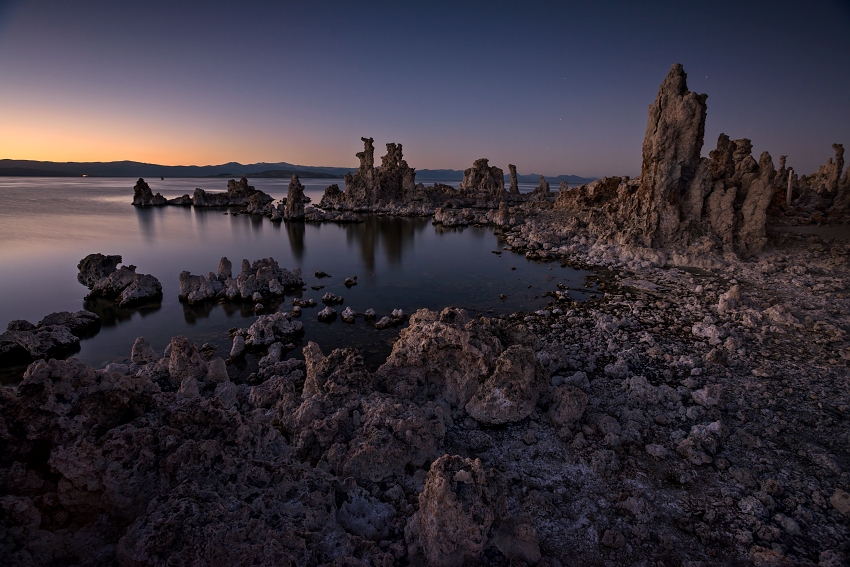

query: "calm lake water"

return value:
[0, 177, 593, 382]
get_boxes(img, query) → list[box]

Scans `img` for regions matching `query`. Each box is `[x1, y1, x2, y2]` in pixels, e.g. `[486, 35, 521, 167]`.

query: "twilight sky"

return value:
[1, 0, 848, 178]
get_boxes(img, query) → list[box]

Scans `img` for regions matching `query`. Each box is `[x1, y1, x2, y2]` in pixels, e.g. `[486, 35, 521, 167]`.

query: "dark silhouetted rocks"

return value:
[131, 178, 166, 206]
[178, 256, 303, 304]
[77, 253, 122, 288]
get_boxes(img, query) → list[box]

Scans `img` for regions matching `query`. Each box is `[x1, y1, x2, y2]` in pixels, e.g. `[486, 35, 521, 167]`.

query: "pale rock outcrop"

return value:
[406, 455, 503, 566]
[811, 143, 844, 196]
[458, 158, 505, 203]
[283, 174, 306, 220]
[508, 164, 519, 194]
[130, 337, 157, 365]
[626, 63, 707, 246]
[376, 308, 543, 423]
[85, 264, 163, 307]
[737, 151, 776, 253]
[131, 178, 166, 206]
[179, 257, 302, 304]
[464, 344, 548, 425]
[167, 336, 207, 383]
[239, 311, 303, 348]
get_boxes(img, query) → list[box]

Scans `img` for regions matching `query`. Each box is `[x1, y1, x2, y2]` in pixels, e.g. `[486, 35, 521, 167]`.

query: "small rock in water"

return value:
[292, 298, 317, 307]
[364, 308, 376, 320]
[254, 303, 264, 312]
[291, 305, 302, 317]
[344, 277, 357, 287]
[230, 335, 245, 358]
[318, 306, 337, 322]
[311, 285, 324, 290]
[341, 306, 356, 323]
[315, 271, 330, 278]
[322, 292, 344, 305]
[374, 316, 392, 330]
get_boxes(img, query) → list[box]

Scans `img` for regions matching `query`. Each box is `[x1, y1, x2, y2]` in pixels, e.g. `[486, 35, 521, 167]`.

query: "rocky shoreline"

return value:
[1, 64, 849, 566]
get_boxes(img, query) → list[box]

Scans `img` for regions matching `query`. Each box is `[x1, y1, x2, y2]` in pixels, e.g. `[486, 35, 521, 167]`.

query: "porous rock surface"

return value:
[77, 254, 162, 307]
[5, 62, 850, 566]
[178, 256, 303, 304]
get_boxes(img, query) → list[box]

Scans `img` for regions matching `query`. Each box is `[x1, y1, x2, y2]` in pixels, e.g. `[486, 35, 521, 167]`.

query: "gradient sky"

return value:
[1, 0, 848, 177]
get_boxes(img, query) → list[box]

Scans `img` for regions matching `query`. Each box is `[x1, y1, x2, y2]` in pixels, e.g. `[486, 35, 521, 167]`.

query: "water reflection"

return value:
[83, 298, 162, 327]
[285, 221, 306, 261]
[180, 298, 289, 324]
[344, 216, 429, 269]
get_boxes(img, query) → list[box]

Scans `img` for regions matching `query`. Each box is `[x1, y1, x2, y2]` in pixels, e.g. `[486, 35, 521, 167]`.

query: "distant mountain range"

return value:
[0, 160, 351, 179]
[416, 169, 595, 185]
[0, 159, 595, 184]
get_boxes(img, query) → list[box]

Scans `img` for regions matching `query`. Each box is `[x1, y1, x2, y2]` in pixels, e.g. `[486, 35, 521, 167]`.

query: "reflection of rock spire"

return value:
[285, 219, 306, 262]
[344, 216, 430, 270]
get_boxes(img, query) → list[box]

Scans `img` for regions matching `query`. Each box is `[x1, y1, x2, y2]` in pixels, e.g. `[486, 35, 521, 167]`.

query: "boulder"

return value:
[464, 345, 548, 425]
[77, 253, 122, 288]
[405, 455, 505, 567]
[36, 310, 101, 337]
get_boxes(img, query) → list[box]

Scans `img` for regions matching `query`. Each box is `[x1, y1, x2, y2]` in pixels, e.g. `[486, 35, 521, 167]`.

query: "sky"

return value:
[0, 0, 848, 178]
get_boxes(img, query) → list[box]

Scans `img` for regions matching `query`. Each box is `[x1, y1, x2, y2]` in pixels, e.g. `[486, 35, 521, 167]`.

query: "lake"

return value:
[0, 177, 593, 382]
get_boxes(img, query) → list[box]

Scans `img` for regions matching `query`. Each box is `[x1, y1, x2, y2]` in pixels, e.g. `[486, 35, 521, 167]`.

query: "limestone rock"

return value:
[549, 385, 589, 426]
[405, 455, 505, 567]
[508, 164, 519, 194]
[131, 178, 166, 206]
[0, 325, 79, 364]
[77, 253, 122, 288]
[36, 310, 100, 337]
[283, 174, 306, 220]
[241, 311, 303, 348]
[377, 307, 539, 408]
[459, 158, 505, 203]
[167, 336, 207, 383]
[131, 337, 157, 365]
[86, 264, 162, 307]
[464, 345, 548, 425]
[192, 177, 271, 208]
[628, 63, 707, 246]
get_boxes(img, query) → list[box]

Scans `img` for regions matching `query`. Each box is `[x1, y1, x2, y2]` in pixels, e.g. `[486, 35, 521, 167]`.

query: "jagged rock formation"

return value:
[0, 311, 100, 366]
[87, 266, 163, 306]
[131, 178, 166, 206]
[458, 158, 505, 203]
[321, 138, 517, 216]
[178, 257, 303, 304]
[77, 253, 122, 287]
[811, 143, 844, 196]
[528, 175, 552, 204]
[508, 164, 519, 194]
[626, 63, 708, 246]
[192, 177, 272, 208]
[554, 64, 778, 254]
[77, 254, 162, 306]
[282, 174, 306, 220]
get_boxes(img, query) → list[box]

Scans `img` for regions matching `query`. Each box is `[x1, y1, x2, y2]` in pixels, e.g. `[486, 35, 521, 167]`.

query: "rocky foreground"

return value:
[2, 64, 850, 566]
